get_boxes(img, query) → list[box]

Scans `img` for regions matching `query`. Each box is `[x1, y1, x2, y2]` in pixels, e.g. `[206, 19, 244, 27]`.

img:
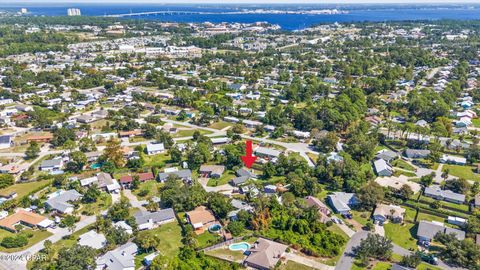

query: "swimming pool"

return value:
[208, 224, 222, 233]
[90, 163, 102, 169]
[229, 242, 250, 252]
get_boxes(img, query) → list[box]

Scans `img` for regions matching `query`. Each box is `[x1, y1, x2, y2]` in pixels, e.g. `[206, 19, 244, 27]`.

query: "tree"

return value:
[354, 234, 393, 265]
[25, 141, 40, 159]
[60, 215, 77, 233]
[444, 178, 470, 194]
[135, 231, 161, 252]
[0, 174, 14, 189]
[102, 139, 126, 168]
[169, 147, 182, 163]
[398, 184, 414, 200]
[79, 137, 97, 152]
[226, 221, 245, 236]
[357, 181, 385, 210]
[66, 151, 87, 173]
[105, 226, 129, 246]
[83, 185, 101, 203]
[420, 173, 434, 187]
[107, 198, 131, 222]
[313, 131, 338, 153]
[51, 127, 76, 147]
[207, 193, 233, 219]
[400, 253, 421, 268]
[55, 244, 97, 270]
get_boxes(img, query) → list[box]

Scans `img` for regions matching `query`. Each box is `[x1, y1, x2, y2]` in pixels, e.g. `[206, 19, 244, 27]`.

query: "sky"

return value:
[9, 0, 480, 4]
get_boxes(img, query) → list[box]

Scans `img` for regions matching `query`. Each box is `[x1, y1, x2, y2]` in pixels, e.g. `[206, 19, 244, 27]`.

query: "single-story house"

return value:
[417, 220, 465, 243]
[199, 165, 225, 178]
[440, 154, 467, 165]
[327, 192, 359, 215]
[375, 149, 398, 162]
[146, 142, 165, 155]
[404, 149, 430, 159]
[134, 208, 176, 231]
[157, 169, 192, 183]
[244, 238, 288, 270]
[78, 230, 107, 249]
[119, 172, 155, 187]
[373, 204, 405, 224]
[39, 159, 63, 172]
[254, 147, 282, 159]
[186, 206, 217, 234]
[113, 221, 133, 235]
[448, 216, 467, 227]
[45, 189, 82, 214]
[96, 242, 138, 270]
[373, 159, 393, 177]
[424, 185, 465, 204]
[228, 199, 254, 221]
[0, 209, 53, 232]
[0, 135, 12, 149]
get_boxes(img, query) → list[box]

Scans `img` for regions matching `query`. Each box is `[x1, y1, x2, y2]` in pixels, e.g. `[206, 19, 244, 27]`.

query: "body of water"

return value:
[1, 3, 480, 30]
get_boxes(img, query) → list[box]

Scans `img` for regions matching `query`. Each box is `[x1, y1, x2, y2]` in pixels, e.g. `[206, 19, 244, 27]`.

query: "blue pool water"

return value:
[229, 242, 250, 252]
[208, 224, 222, 233]
[90, 163, 102, 169]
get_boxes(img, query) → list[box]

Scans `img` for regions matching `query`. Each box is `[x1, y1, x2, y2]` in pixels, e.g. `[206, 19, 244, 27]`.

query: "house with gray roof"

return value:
[327, 192, 359, 215]
[424, 185, 465, 204]
[404, 149, 430, 159]
[157, 169, 192, 183]
[373, 159, 393, 177]
[78, 230, 106, 249]
[417, 220, 465, 243]
[134, 208, 176, 230]
[39, 159, 63, 172]
[375, 149, 398, 162]
[0, 135, 12, 149]
[255, 147, 281, 159]
[96, 242, 138, 270]
[45, 190, 82, 214]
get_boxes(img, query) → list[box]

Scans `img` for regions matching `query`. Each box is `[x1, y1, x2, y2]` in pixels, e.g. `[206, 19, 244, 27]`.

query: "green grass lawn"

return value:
[416, 211, 445, 223]
[392, 159, 416, 171]
[372, 262, 392, 270]
[472, 118, 480, 128]
[207, 171, 236, 187]
[205, 247, 245, 262]
[384, 222, 418, 251]
[279, 261, 316, 270]
[143, 153, 171, 167]
[208, 121, 233, 130]
[352, 210, 372, 226]
[195, 231, 222, 249]
[136, 221, 183, 257]
[416, 262, 442, 270]
[173, 129, 211, 138]
[80, 193, 112, 215]
[0, 229, 53, 253]
[132, 181, 162, 199]
[443, 164, 480, 181]
[0, 180, 51, 199]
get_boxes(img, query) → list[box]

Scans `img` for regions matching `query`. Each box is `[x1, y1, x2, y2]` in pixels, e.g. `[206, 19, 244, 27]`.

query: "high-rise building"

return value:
[67, 8, 81, 16]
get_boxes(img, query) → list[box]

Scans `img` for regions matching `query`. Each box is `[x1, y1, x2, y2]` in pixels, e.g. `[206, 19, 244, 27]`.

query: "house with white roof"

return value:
[96, 242, 138, 270]
[146, 142, 165, 155]
[78, 230, 106, 249]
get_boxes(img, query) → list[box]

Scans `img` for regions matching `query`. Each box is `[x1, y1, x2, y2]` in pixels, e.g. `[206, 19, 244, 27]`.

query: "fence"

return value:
[201, 236, 250, 252]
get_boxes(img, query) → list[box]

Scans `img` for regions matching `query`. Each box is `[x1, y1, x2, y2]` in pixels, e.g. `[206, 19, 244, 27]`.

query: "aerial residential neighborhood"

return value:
[0, 2, 478, 270]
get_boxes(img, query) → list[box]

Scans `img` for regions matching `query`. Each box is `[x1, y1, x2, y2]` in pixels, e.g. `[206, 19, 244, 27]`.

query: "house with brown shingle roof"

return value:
[244, 238, 288, 270]
[186, 206, 217, 234]
[119, 172, 155, 187]
[199, 165, 225, 178]
[0, 209, 52, 232]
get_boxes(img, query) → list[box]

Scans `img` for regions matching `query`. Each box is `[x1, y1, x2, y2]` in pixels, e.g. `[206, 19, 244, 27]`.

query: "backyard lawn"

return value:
[80, 193, 112, 215]
[205, 247, 245, 262]
[195, 231, 222, 249]
[137, 221, 183, 257]
[391, 159, 416, 171]
[0, 180, 51, 199]
[279, 261, 316, 270]
[443, 164, 480, 181]
[132, 181, 162, 199]
[207, 171, 236, 187]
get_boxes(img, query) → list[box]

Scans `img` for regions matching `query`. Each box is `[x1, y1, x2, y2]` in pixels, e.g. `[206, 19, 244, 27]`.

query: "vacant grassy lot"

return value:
[279, 261, 316, 270]
[143, 153, 171, 167]
[138, 221, 183, 257]
[195, 231, 222, 249]
[443, 164, 480, 181]
[384, 222, 418, 251]
[392, 159, 416, 171]
[208, 121, 233, 130]
[132, 181, 162, 199]
[0, 180, 51, 199]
